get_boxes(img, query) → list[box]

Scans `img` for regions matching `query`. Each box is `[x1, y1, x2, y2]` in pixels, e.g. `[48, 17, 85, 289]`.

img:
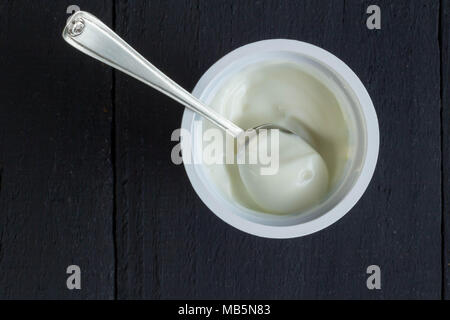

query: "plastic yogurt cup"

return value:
[181, 39, 379, 238]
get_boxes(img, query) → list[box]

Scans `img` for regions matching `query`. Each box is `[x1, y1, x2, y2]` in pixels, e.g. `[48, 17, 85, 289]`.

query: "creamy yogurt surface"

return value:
[203, 61, 350, 215]
[237, 129, 330, 214]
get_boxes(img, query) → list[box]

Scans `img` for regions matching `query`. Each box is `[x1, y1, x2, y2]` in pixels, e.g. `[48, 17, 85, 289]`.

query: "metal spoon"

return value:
[62, 11, 313, 148]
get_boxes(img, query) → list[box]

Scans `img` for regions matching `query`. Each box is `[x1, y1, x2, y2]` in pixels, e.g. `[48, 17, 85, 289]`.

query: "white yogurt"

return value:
[238, 130, 329, 214]
[203, 61, 350, 215]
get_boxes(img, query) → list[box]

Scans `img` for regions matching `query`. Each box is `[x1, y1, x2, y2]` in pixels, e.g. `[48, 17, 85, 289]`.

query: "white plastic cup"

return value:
[181, 39, 379, 238]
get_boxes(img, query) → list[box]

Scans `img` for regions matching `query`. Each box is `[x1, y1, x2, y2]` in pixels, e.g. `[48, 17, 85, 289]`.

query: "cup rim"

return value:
[181, 39, 379, 238]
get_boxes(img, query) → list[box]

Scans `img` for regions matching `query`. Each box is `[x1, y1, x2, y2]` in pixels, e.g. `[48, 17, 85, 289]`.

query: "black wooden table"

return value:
[0, 0, 448, 299]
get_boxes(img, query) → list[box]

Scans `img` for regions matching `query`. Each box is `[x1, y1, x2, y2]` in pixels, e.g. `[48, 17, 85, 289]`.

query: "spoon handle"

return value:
[62, 11, 244, 137]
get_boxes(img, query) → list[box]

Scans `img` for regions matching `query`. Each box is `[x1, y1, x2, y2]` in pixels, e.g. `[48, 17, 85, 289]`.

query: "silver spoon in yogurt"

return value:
[63, 11, 328, 214]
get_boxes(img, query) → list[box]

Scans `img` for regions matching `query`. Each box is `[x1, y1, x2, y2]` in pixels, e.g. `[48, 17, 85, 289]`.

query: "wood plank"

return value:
[0, 1, 114, 299]
[114, 0, 203, 300]
[442, 0, 450, 300]
[114, 0, 442, 299]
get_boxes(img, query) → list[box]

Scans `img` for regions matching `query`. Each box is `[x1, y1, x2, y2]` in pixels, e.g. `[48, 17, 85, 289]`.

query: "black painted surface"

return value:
[442, 0, 450, 300]
[114, 0, 441, 299]
[0, 0, 447, 299]
[0, 1, 114, 299]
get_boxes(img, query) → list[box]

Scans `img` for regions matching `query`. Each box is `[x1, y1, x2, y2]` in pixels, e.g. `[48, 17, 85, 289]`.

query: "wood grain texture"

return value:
[442, 0, 450, 300]
[0, 1, 114, 299]
[0, 0, 443, 299]
[114, 0, 442, 299]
